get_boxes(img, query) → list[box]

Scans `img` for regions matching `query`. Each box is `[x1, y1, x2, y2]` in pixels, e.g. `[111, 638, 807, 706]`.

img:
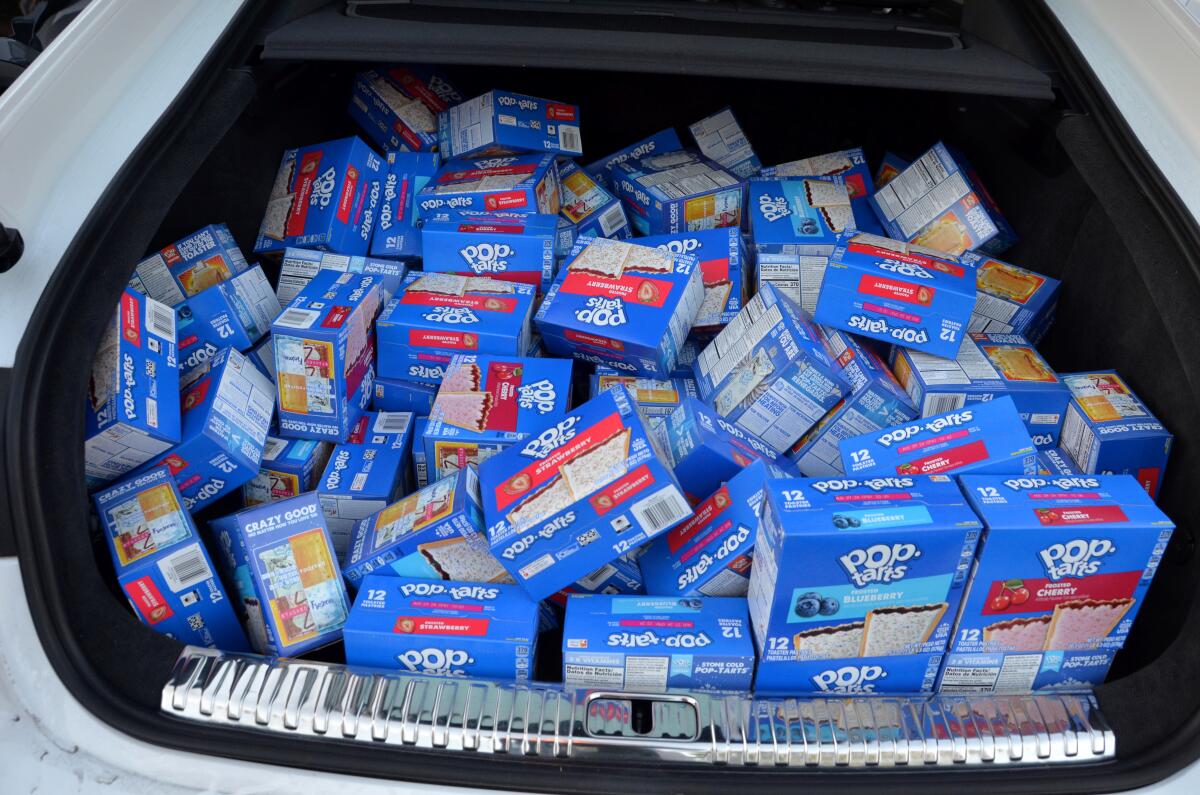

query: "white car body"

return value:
[1, 0, 1197, 791]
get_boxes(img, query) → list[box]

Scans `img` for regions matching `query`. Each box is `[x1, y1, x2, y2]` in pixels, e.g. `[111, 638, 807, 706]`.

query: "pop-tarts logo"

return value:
[848, 314, 931, 346]
[1002, 476, 1101, 492]
[399, 581, 500, 600]
[811, 477, 915, 494]
[409, 364, 446, 380]
[424, 306, 479, 324]
[472, 156, 520, 169]
[655, 238, 700, 256]
[877, 258, 934, 280]
[121, 353, 137, 421]
[426, 74, 461, 104]
[379, 172, 398, 231]
[520, 416, 581, 459]
[839, 542, 921, 587]
[324, 449, 351, 490]
[678, 524, 751, 591]
[1038, 538, 1117, 581]
[606, 631, 713, 649]
[420, 195, 472, 212]
[517, 379, 558, 414]
[496, 95, 538, 112]
[877, 411, 973, 448]
[310, 167, 338, 209]
[623, 183, 651, 207]
[609, 140, 660, 169]
[397, 648, 473, 676]
[811, 665, 886, 693]
[574, 296, 627, 327]
[460, 243, 512, 274]
[758, 193, 791, 222]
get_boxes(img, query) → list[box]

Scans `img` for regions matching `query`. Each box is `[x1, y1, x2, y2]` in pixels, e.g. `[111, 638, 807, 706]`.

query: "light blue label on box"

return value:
[834, 504, 932, 530]
[786, 573, 954, 624]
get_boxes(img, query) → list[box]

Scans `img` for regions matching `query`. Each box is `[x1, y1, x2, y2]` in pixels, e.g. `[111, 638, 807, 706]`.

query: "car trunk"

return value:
[10, 1, 1200, 792]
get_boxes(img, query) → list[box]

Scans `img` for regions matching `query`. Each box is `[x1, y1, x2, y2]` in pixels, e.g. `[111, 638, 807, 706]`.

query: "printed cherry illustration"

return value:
[990, 592, 1012, 611]
[1010, 586, 1031, 606]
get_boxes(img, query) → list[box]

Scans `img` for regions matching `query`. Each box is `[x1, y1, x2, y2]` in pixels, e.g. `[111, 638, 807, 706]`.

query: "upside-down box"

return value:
[276, 247, 408, 308]
[349, 66, 460, 153]
[563, 594, 755, 692]
[420, 211, 557, 292]
[611, 149, 744, 236]
[748, 475, 983, 694]
[129, 223, 250, 308]
[438, 90, 582, 160]
[479, 387, 692, 600]
[940, 474, 1174, 694]
[418, 153, 561, 217]
[638, 228, 748, 331]
[177, 265, 280, 386]
[688, 107, 762, 179]
[242, 436, 333, 507]
[369, 152, 442, 260]
[94, 467, 248, 651]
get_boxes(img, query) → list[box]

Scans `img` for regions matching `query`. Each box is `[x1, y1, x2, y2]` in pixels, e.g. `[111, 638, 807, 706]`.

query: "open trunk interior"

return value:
[9, 1, 1200, 791]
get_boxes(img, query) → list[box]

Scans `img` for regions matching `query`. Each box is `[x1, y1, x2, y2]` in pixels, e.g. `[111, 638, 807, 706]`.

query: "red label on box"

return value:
[181, 377, 212, 414]
[286, 150, 323, 237]
[897, 439, 989, 475]
[397, 124, 423, 151]
[559, 271, 673, 308]
[1028, 492, 1101, 500]
[862, 301, 921, 324]
[483, 360, 523, 433]
[485, 191, 531, 211]
[859, 275, 935, 307]
[162, 244, 182, 266]
[847, 240, 965, 277]
[844, 172, 867, 200]
[124, 576, 174, 625]
[546, 103, 577, 122]
[668, 486, 729, 553]
[699, 257, 731, 286]
[409, 329, 478, 350]
[897, 428, 969, 455]
[981, 570, 1140, 616]
[834, 492, 914, 503]
[620, 618, 693, 629]
[679, 520, 733, 563]
[392, 616, 490, 636]
[1138, 467, 1161, 499]
[321, 306, 351, 329]
[456, 223, 526, 234]
[338, 165, 359, 225]
[493, 413, 626, 511]
[121, 292, 142, 348]
[439, 164, 538, 183]
[589, 464, 655, 516]
[1033, 505, 1129, 526]
[564, 328, 624, 351]
[399, 291, 518, 313]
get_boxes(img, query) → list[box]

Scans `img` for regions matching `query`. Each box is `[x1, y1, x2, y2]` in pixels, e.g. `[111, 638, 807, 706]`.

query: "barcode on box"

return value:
[351, 473, 369, 492]
[146, 297, 177, 340]
[598, 202, 626, 237]
[157, 543, 213, 593]
[373, 412, 412, 434]
[558, 125, 581, 154]
[276, 308, 321, 329]
[631, 486, 692, 536]
[923, 393, 968, 416]
[577, 563, 618, 591]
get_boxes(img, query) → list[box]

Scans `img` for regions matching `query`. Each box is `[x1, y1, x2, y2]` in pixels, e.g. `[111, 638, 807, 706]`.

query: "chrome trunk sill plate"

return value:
[162, 648, 1114, 767]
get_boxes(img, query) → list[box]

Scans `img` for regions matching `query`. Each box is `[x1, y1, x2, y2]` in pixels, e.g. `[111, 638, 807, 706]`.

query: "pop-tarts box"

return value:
[891, 332, 1071, 449]
[612, 149, 744, 236]
[584, 128, 683, 190]
[438, 90, 582, 159]
[272, 270, 384, 441]
[349, 66, 460, 153]
[241, 436, 333, 507]
[839, 395, 1037, 478]
[129, 223, 249, 307]
[370, 152, 442, 260]
[480, 387, 692, 600]
[761, 147, 883, 235]
[345, 575, 539, 680]
[225, 492, 350, 656]
[875, 152, 909, 189]
[691, 282, 849, 456]
[421, 212, 557, 292]
[423, 354, 573, 484]
[815, 232, 977, 359]
[137, 347, 274, 512]
[1057, 372, 1173, 499]
[640, 460, 769, 598]
[871, 142, 1017, 256]
[376, 273, 536, 382]
[787, 327, 918, 478]
[318, 411, 415, 557]
[688, 107, 761, 179]
[418, 153, 560, 217]
[93, 467, 249, 651]
[536, 237, 704, 378]
[245, 334, 275, 383]
[413, 416, 430, 489]
[276, 247, 408, 308]
[176, 265, 280, 385]
[556, 159, 632, 256]
[1039, 448, 1082, 476]
[563, 595, 755, 692]
[561, 553, 646, 599]
[750, 177, 853, 259]
[639, 228, 747, 331]
[85, 289, 181, 487]
[590, 368, 699, 421]
[373, 376, 438, 415]
[341, 467, 503, 590]
[748, 475, 983, 694]
[940, 475, 1175, 693]
[655, 397, 784, 503]
[961, 252, 1060, 344]
[254, 136, 386, 257]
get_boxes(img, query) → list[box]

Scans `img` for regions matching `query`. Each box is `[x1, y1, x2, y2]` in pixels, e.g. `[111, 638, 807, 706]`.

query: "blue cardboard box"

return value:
[839, 395, 1037, 478]
[748, 475, 983, 694]
[961, 252, 1061, 344]
[479, 387, 692, 600]
[590, 368, 699, 421]
[272, 269, 385, 441]
[583, 127, 683, 190]
[205, 512, 270, 652]
[369, 151, 442, 260]
[345, 575, 539, 680]
[688, 107, 761, 179]
[1058, 372, 1173, 499]
[1039, 447, 1081, 476]
[177, 265, 280, 386]
[536, 237, 704, 378]
[556, 158, 632, 258]
[318, 410, 415, 557]
[349, 66, 460, 153]
[245, 334, 275, 383]
[413, 416, 430, 489]
[560, 553, 646, 599]
[129, 223, 249, 307]
[563, 595, 755, 692]
[377, 272, 537, 383]
[418, 153, 561, 216]
[691, 282, 849, 456]
[891, 332, 1071, 449]
[761, 146, 884, 236]
[640, 460, 770, 598]
[254, 136, 386, 257]
[341, 466, 506, 589]
[814, 232, 978, 359]
[638, 228, 748, 331]
[940, 474, 1175, 693]
[137, 347, 274, 512]
[655, 396, 785, 502]
[242, 436, 333, 507]
[276, 247, 408, 308]
[611, 149, 744, 236]
[787, 327, 918, 477]
[421, 212, 558, 293]
[871, 141, 1017, 256]
[85, 289, 181, 487]
[373, 376, 438, 415]
[750, 177, 853, 259]
[222, 493, 351, 656]
[94, 467, 248, 651]
[438, 89, 582, 159]
[423, 354, 573, 484]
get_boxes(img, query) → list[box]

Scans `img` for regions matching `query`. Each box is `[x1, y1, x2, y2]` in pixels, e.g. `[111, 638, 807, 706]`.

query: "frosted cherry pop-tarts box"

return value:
[939, 474, 1174, 694]
[479, 386, 692, 600]
[748, 475, 982, 694]
[839, 395, 1037, 478]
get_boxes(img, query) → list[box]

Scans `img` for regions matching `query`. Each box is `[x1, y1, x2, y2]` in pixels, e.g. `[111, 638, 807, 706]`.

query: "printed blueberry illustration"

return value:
[819, 596, 840, 616]
[794, 595, 821, 618]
